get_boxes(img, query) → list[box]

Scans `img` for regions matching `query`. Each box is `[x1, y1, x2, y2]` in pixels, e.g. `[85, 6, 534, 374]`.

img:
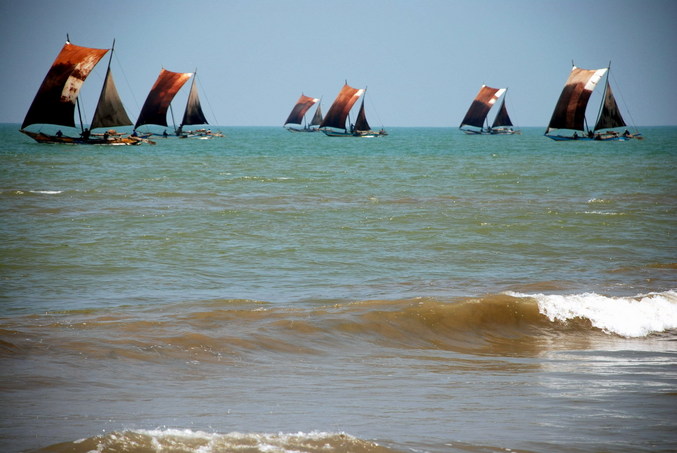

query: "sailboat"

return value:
[459, 85, 520, 135]
[176, 71, 222, 138]
[135, 69, 220, 139]
[134, 68, 191, 136]
[545, 64, 642, 141]
[319, 83, 387, 137]
[20, 37, 144, 145]
[489, 94, 520, 135]
[284, 94, 321, 132]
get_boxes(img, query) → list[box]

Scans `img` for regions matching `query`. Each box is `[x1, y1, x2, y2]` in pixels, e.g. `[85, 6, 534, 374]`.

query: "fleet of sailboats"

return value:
[20, 38, 645, 144]
[545, 64, 641, 141]
[20, 37, 221, 144]
[459, 85, 520, 135]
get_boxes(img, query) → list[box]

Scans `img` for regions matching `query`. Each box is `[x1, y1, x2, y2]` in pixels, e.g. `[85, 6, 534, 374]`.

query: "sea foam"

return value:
[508, 290, 677, 337]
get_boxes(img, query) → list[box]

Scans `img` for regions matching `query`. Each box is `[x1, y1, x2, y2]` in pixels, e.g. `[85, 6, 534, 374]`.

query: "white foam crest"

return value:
[117, 429, 363, 452]
[29, 190, 63, 194]
[508, 290, 677, 337]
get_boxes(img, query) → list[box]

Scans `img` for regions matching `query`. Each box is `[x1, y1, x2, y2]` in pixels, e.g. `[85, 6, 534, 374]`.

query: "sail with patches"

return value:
[21, 41, 108, 130]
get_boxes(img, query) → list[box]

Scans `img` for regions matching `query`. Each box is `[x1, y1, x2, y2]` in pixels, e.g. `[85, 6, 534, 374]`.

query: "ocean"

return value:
[1, 124, 675, 452]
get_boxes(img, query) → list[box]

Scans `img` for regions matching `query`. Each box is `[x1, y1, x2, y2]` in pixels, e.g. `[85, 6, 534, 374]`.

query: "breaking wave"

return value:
[2, 291, 675, 363]
[511, 290, 677, 337]
[27, 429, 401, 453]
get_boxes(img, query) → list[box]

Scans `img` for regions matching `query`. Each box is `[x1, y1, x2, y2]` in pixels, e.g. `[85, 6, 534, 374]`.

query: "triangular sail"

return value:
[22, 41, 109, 130]
[284, 94, 319, 126]
[319, 83, 365, 130]
[460, 85, 505, 129]
[491, 99, 513, 128]
[135, 69, 192, 128]
[354, 99, 371, 132]
[594, 80, 626, 131]
[546, 66, 607, 134]
[90, 65, 132, 130]
[181, 75, 208, 127]
[309, 102, 323, 126]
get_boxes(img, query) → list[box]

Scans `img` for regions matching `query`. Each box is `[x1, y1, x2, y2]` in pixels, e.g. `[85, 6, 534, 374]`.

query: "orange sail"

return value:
[284, 94, 319, 126]
[319, 83, 364, 131]
[135, 69, 192, 128]
[22, 41, 108, 129]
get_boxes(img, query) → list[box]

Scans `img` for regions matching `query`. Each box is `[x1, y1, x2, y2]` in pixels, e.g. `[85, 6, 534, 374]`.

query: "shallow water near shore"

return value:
[1, 124, 676, 452]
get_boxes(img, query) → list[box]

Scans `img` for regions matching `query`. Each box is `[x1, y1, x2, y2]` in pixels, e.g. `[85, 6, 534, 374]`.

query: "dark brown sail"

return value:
[284, 94, 319, 126]
[319, 83, 364, 130]
[354, 99, 371, 132]
[135, 69, 192, 129]
[90, 65, 132, 130]
[22, 41, 108, 130]
[460, 85, 505, 129]
[309, 102, 323, 127]
[491, 99, 513, 128]
[594, 81, 625, 131]
[546, 66, 607, 134]
[181, 75, 208, 127]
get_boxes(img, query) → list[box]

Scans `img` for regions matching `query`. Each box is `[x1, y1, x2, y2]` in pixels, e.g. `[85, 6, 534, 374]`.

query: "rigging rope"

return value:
[610, 70, 640, 132]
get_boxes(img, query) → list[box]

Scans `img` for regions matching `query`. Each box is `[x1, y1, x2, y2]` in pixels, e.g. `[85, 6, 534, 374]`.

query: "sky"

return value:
[1, 0, 676, 128]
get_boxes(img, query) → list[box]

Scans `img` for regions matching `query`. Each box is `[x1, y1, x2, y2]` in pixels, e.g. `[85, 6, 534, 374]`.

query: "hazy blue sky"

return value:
[1, 0, 676, 127]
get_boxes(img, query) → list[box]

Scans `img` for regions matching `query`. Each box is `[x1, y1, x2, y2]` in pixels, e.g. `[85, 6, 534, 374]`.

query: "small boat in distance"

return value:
[284, 94, 321, 132]
[320, 83, 387, 137]
[545, 64, 642, 141]
[459, 85, 520, 135]
[20, 37, 146, 145]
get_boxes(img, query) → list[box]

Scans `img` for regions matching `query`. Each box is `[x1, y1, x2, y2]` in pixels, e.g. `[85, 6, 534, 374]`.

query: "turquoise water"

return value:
[1, 125, 676, 452]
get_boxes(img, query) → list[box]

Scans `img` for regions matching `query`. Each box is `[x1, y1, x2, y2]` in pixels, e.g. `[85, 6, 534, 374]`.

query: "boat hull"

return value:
[545, 132, 642, 141]
[462, 128, 520, 135]
[321, 129, 387, 138]
[21, 130, 144, 145]
[490, 128, 521, 135]
[286, 127, 319, 133]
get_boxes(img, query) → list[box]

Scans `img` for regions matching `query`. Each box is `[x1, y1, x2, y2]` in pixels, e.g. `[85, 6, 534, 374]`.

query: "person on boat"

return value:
[573, 132, 579, 139]
[623, 129, 631, 137]
[81, 128, 90, 140]
[103, 131, 109, 141]
[163, 130, 168, 138]
[131, 130, 138, 137]
[55, 130, 63, 137]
